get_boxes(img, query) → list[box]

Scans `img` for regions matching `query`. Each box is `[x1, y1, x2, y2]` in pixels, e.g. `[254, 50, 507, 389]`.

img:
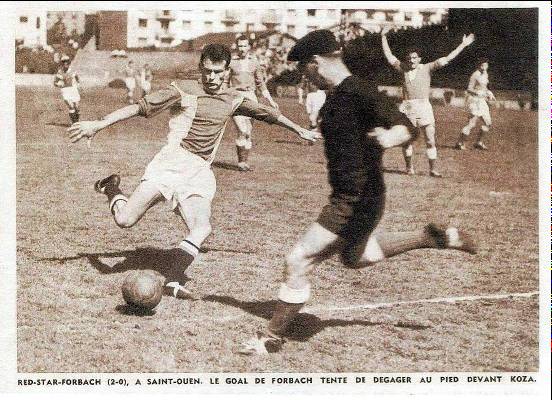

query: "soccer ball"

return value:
[121, 270, 163, 310]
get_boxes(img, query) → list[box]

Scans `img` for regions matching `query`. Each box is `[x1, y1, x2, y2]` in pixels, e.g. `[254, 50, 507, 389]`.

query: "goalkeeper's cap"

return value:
[287, 30, 340, 62]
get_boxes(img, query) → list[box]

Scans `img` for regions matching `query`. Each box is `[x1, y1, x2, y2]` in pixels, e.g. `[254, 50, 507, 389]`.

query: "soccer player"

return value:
[229, 35, 280, 171]
[123, 60, 138, 104]
[381, 27, 475, 177]
[240, 30, 477, 355]
[68, 44, 319, 298]
[304, 82, 326, 130]
[140, 63, 154, 95]
[456, 58, 495, 150]
[54, 55, 81, 124]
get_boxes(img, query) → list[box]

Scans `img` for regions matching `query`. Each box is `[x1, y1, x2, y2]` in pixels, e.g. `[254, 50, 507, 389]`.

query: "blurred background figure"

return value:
[54, 54, 80, 124]
[456, 58, 495, 150]
[304, 81, 326, 130]
[123, 60, 138, 104]
[140, 63, 153, 95]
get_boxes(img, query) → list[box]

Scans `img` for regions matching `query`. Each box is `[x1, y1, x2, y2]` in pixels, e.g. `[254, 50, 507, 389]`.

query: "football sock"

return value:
[376, 227, 440, 258]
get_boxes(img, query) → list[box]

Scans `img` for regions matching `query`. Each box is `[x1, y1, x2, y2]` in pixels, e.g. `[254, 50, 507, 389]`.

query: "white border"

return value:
[1, 2, 550, 399]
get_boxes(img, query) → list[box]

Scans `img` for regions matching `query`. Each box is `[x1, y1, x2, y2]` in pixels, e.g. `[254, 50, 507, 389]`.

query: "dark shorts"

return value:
[317, 192, 385, 265]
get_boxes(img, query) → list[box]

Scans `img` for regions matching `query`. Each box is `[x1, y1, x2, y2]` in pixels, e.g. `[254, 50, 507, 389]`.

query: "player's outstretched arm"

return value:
[436, 33, 475, 68]
[381, 27, 400, 69]
[67, 104, 140, 143]
[274, 115, 321, 142]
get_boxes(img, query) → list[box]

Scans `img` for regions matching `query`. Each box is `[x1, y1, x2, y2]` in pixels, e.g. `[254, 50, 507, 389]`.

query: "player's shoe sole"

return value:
[238, 331, 284, 355]
[425, 224, 478, 254]
[429, 170, 443, 178]
[94, 174, 121, 194]
[237, 162, 252, 172]
[455, 143, 466, 150]
[474, 142, 488, 150]
[164, 281, 200, 300]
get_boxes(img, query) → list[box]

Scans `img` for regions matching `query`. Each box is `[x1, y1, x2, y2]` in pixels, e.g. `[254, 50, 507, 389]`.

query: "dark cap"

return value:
[287, 30, 340, 62]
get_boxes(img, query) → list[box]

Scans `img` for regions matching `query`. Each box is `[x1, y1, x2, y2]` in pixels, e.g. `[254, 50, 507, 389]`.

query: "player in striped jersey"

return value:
[54, 55, 81, 124]
[68, 44, 319, 297]
[229, 35, 280, 171]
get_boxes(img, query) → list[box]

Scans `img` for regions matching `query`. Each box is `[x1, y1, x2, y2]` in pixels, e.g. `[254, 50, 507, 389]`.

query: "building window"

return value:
[162, 10, 171, 16]
[182, 20, 191, 29]
[287, 25, 295, 36]
[246, 23, 254, 32]
[138, 37, 147, 46]
[307, 9, 316, 17]
[204, 21, 213, 32]
[161, 37, 172, 44]
[287, 9, 296, 17]
[138, 18, 147, 28]
[160, 20, 170, 30]
[36, 17, 40, 29]
[19, 16, 28, 23]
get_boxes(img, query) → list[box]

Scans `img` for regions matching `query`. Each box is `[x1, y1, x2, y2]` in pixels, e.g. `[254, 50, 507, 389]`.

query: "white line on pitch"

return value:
[303, 291, 539, 314]
[177, 291, 539, 324]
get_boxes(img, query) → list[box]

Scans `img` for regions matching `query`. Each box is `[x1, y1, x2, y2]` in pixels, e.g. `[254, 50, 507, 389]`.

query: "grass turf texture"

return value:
[16, 84, 538, 372]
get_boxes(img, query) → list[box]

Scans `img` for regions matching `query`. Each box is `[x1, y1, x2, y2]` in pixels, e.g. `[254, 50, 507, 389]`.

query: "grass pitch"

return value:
[16, 85, 539, 372]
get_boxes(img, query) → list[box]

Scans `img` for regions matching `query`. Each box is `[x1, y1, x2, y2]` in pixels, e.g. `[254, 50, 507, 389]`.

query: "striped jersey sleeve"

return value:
[138, 86, 181, 118]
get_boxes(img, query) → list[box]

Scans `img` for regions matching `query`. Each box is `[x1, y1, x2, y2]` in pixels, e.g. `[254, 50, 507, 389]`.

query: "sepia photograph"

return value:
[1, 1, 550, 397]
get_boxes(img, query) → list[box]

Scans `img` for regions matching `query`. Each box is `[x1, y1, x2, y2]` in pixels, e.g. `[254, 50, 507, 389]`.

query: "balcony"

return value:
[156, 10, 175, 21]
[261, 10, 281, 30]
[221, 10, 239, 25]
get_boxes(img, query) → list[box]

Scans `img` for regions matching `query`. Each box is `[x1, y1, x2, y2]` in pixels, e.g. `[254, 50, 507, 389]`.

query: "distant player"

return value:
[456, 58, 495, 150]
[140, 63, 153, 95]
[123, 60, 139, 104]
[229, 35, 280, 171]
[382, 27, 475, 177]
[54, 55, 80, 124]
[68, 44, 319, 297]
[304, 82, 326, 130]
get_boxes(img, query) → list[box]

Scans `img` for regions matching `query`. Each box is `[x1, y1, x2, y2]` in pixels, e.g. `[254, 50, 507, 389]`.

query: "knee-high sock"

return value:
[376, 227, 440, 258]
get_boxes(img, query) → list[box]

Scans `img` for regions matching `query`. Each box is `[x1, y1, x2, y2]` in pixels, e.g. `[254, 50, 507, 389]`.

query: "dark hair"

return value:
[405, 46, 422, 59]
[477, 57, 489, 66]
[235, 34, 250, 45]
[200, 44, 232, 68]
[341, 37, 379, 78]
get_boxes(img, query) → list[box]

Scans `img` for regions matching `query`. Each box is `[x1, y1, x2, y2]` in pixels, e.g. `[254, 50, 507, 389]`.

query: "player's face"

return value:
[200, 58, 229, 94]
[301, 58, 331, 90]
[236, 40, 250, 57]
[407, 52, 421, 69]
[479, 62, 489, 72]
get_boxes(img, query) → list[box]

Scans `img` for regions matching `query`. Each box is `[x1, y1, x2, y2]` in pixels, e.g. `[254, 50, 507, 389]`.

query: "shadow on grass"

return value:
[115, 304, 156, 317]
[203, 294, 384, 341]
[212, 161, 240, 171]
[45, 121, 71, 127]
[40, 247, 192, 285]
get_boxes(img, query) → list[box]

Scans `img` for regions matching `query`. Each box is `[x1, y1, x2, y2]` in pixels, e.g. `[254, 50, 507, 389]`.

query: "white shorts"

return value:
[233, 90, 258, 133]
[142, 145, 216, 210]
[141, 80, 152, 94]
[305, 91, 326, 115]
[125, 77, 136, 91]
[467, 95, 491, 122]
[61, 86, 80, 104]
[399, 99, 435, 128]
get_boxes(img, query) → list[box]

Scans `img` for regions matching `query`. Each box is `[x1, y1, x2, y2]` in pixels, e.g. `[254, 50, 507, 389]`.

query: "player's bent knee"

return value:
[114, 211, 139, 228]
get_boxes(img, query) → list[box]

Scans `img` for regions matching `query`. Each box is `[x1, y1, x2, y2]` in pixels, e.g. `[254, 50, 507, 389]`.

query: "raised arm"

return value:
[431, 33, 475, 70]
[381, 27, 401, 71]
[68, 104, 140, 143]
